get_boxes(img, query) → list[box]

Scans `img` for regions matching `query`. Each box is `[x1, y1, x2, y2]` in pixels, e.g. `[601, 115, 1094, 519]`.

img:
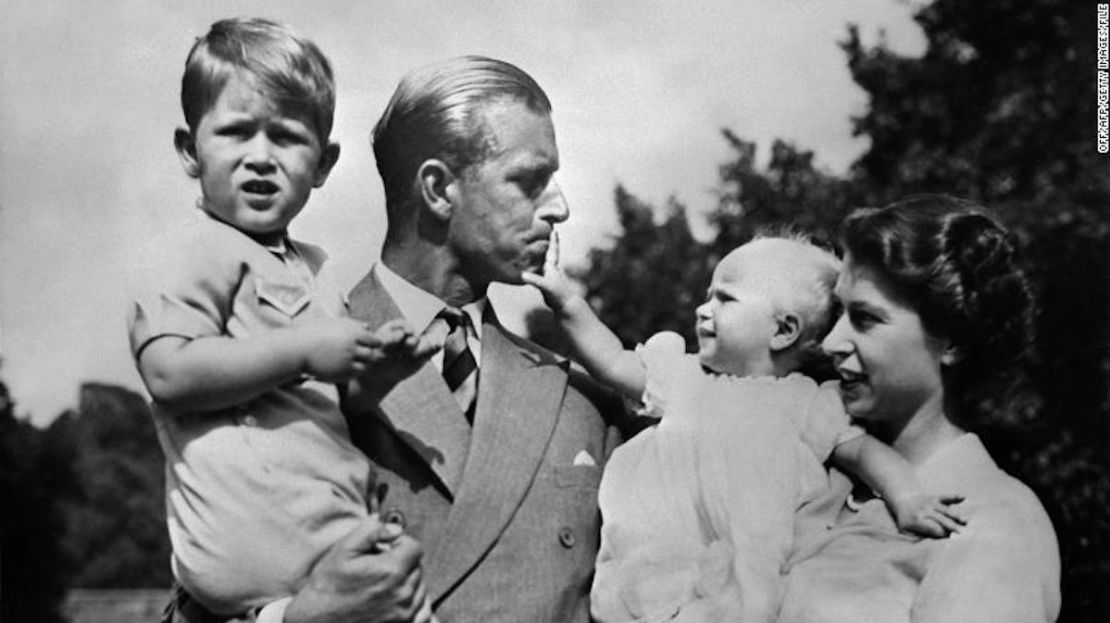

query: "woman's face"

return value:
[822, 254, 951, 428]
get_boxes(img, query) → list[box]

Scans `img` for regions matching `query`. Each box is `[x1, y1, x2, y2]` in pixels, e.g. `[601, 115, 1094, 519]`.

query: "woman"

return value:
[776, 195, 1061, 622]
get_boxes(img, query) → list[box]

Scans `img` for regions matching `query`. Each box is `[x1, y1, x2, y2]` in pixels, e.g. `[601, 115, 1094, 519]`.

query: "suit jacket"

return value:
[342, 269, 625, 622]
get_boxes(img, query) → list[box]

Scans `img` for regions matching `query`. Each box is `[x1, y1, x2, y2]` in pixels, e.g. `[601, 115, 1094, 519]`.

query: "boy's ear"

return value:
[313, 142, 341, 188]
[769, 313, 802, 352]
[174, 128, 201, 178]
[416, 159, 456, 222]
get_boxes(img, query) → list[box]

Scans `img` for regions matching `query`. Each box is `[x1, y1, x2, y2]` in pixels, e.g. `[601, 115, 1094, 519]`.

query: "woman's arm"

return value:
[912, 495, 1061, 622]
[831, 435, 966, 537]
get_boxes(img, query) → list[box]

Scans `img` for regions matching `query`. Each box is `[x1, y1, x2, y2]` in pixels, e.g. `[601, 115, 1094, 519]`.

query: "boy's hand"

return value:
[892, 493, 967, 538]
[300, 317, 384, 382]
[521, 231, 578, 312]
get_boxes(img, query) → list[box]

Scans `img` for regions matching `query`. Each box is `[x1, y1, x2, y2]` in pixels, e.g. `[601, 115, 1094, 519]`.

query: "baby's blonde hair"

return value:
[730, 229, 842, 373]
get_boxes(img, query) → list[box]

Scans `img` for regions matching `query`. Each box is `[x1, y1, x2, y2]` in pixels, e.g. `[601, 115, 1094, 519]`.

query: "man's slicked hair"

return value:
[372, 55, 552, 215]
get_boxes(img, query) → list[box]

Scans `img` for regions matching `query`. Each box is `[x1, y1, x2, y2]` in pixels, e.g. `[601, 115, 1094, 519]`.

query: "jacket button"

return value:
[558, 527, 576, 548]
[383, 508, 406, 529]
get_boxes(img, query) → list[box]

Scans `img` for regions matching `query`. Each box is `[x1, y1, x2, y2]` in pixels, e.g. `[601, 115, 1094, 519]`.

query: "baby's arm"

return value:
[138, 318, 428, 413]
[831, 434, 967, 537]
[521, 232, 646, 400]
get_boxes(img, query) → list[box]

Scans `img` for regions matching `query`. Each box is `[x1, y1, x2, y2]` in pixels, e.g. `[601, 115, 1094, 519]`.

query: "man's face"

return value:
[446, 98, 569, 287]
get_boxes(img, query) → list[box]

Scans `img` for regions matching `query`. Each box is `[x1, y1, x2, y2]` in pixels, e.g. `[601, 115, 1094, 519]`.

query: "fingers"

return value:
[408, 333, 442, 360]
[338, 514, 394, 554]
[545, 229, 560, 273]
[939, 505, 968, 526]
[932, 513, 965, 536]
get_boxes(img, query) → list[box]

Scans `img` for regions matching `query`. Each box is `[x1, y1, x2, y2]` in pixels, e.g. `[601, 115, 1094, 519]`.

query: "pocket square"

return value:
[572, 450, 597, 467]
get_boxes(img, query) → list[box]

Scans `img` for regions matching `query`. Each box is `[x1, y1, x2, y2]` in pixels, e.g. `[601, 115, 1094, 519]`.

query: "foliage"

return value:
[0, 381, 69, 623]
[45, 383, 172, 588]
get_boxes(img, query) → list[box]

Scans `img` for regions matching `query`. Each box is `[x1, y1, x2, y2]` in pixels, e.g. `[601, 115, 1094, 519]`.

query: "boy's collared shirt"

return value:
[127, 213, 371, 615]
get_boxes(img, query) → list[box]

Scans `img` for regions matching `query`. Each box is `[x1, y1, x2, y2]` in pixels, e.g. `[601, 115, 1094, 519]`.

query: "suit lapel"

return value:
[345, 270, 471, 496]
[425, 316, 569, 602]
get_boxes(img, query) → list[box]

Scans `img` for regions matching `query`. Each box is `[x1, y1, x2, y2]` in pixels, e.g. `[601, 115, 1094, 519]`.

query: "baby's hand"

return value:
[892, 493, 967, 538]
[521, 231, 577, 312]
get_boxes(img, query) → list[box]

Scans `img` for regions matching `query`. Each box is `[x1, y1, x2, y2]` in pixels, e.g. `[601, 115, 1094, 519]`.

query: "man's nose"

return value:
[537, 179, 569, 224]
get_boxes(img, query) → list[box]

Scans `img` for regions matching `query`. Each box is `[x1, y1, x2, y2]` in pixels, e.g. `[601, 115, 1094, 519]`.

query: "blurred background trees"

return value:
[532, 0, 1110, 620]
[0, 380, 170, 621]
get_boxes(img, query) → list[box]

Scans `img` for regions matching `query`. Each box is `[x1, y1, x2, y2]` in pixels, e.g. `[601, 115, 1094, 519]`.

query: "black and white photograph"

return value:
[1, 1, 1106, 622]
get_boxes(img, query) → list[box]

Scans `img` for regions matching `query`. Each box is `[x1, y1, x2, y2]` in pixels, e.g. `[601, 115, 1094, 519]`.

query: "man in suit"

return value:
[339, 55, 626, 622]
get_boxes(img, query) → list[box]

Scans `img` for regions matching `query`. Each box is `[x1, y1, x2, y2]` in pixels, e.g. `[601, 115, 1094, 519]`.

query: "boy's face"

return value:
[175, 73, 338, 239]
[694, 245, 780, 376]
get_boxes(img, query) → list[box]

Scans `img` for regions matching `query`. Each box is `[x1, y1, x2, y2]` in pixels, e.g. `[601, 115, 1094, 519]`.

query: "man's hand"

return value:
[283, 516, 430, 623]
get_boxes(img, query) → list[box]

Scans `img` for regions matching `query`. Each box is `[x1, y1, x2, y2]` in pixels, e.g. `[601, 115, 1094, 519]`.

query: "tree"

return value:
[46, 383, 172, 588]
[0, 380, 69, 623]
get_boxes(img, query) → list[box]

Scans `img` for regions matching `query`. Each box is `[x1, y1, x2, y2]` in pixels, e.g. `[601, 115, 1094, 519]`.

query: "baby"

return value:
[525, 232, 965, 622]
[127, 18, 433, 621]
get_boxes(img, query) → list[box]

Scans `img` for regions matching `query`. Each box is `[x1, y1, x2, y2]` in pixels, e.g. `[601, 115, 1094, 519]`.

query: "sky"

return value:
[0, 0, 925, 425]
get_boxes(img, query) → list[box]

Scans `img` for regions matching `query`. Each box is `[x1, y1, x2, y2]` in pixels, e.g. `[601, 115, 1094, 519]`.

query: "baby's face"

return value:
[694, 249, 779, 376]
[180, 73, 335, 239]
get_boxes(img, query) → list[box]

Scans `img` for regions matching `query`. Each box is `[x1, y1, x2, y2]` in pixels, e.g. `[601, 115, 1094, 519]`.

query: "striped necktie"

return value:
[439, 307, 478, 423]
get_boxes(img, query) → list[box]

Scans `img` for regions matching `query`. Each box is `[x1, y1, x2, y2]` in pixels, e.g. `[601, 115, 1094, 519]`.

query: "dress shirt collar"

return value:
[373, 263, 487, 340]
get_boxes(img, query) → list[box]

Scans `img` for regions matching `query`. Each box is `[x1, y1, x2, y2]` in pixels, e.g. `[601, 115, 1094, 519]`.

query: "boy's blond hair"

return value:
[180, 17, 336, 142]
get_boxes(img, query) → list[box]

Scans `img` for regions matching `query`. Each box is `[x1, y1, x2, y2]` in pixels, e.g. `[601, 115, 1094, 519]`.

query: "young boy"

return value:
[525, 233, 967, 622]
[127, 18, 433, 620]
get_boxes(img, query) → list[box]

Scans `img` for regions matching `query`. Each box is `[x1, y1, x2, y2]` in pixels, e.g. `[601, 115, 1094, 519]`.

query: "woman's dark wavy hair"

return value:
[841, 194, 1036, 428]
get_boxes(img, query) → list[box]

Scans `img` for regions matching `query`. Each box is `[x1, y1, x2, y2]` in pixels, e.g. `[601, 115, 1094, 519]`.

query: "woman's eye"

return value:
[849, 309, 877, 329]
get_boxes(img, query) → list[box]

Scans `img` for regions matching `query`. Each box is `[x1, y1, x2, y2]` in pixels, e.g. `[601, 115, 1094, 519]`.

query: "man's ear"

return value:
[313, 142, 341, 188]
[416, 159, 456, 222]
[769, 314, 802, 352]
[174, 128, 201, 178]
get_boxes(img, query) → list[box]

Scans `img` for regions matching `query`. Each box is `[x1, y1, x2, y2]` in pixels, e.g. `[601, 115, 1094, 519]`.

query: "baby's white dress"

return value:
[591, 332, 859, 623]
